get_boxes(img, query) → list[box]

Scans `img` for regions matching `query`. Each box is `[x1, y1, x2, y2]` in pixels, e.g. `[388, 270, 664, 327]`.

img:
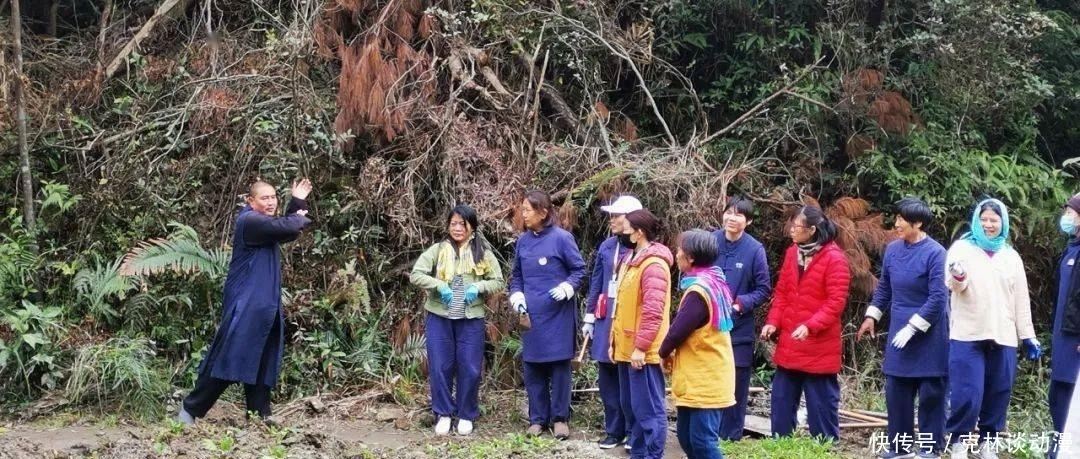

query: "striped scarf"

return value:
[679, 266, 735, 332]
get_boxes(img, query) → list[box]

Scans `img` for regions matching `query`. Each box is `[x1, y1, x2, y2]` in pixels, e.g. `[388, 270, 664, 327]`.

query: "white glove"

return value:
[891, 324, 918, 349]
[948, 261, 965, 277]
[548, 282, 575, 301]
[510, 292, 527, 313]
[581, 313, 595, 339]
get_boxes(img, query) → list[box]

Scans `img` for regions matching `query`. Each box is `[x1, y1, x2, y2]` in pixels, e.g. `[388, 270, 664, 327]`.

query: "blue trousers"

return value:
[1049, 380, 1075, 458]
[598, 361, 627, 439]
[426, 315, 485, 421]
[719, 365, 751, 440]
[676, 407, 724, 459]
[945, 340, 1016, 445]
[885, 375, 947, 454]
[619, 363, 667, 459]
[523, 359, 571, 425]
[770, 367, 840, 441]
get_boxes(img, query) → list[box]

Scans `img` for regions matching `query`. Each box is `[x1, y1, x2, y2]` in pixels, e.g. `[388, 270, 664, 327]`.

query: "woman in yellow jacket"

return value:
[610, 209, 672, 459]
[661, 229, 736, 459]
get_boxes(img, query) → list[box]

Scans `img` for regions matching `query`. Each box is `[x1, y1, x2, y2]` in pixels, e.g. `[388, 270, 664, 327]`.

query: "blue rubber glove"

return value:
[437, 285, 453, 304]
[1024, 338, 1042, 360]
[464, 285, 479, 303]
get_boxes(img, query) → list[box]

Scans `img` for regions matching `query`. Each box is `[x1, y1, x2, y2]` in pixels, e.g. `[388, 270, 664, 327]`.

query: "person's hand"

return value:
[891, 324, 918, 349]
[437, 285, 453, 305]
[548, 282, 575, 301]
[948, 261, 965, 278]
[791, 324, 809, 340]
[760, 324, 777, 340]
[510, 292, 527, 313]
[661, 356, 673, 376]
[1024, 338, 1042, 360]
[856, 318, 877, 341]
[630, 348, 646, 370]
[464, 285, 479, 303]
[581, 313, 595, 339]
[291, 178, 312, 200]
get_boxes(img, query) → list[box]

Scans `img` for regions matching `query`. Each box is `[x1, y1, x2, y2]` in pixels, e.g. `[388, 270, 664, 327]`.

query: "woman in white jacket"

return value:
[943, 198, 1041, 459]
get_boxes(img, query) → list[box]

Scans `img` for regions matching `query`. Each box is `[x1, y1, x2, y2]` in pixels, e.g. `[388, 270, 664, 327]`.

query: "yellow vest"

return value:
[610, 255, 670, 364]
[670, 286, 736, 409]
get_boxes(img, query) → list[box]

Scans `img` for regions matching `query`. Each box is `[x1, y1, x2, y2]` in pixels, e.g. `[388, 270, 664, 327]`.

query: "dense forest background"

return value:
[1, 0, 1078, 421]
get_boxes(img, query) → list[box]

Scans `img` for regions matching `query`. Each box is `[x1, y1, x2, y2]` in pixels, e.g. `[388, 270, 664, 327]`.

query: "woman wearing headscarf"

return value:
[610, 209, 672, 459]
[410, 204, 505, 436]
[661, 229, 737, 459]
[760, 205, 850, 442]
[508, 190, 587, 440]
[856, 197, 949, 458]
[582, 195, 643, 449]
[943, 198, 1040, 459]
[710, 197, 772, 441]
[1050, 193, 1080, 459]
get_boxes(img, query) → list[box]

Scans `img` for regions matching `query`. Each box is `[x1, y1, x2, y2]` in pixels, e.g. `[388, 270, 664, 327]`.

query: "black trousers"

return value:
[183, 318, 279, 419]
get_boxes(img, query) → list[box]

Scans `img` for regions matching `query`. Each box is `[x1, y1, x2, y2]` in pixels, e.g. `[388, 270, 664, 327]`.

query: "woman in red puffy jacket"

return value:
[760, 205, 850, 442]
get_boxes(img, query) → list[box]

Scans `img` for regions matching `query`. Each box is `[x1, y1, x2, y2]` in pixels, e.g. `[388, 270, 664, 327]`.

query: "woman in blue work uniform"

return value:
[508, 190, 587, 440]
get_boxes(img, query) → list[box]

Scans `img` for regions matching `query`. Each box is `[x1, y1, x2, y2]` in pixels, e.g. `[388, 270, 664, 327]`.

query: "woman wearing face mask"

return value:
[710, 197, 772, 441]
[943, 198, 1039, 459]
[856, 197, 949, 459]
[410, 205, 505, 436]
[661, 229, 737, 459]
[1048, 193, 1080, 459]
[508, 190, 587, 440]
[760, 205, 850, 442]
[582, 195, 643, 449]
[610, 209, 672, 459]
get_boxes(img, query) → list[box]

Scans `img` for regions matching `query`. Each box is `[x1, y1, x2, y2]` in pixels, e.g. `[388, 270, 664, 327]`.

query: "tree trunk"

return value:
[10, 0, 37, 234]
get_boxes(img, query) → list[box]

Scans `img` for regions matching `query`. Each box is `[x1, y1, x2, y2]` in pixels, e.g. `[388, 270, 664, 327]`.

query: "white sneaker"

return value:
[434, 416, 452, 435]
[978, 442, 999, 459]
[457, 419, 474, 435]
[950, 443, 969, 459]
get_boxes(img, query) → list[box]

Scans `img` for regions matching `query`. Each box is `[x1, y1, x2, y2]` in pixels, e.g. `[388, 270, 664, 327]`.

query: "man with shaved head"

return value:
[178, 178, 313, 426]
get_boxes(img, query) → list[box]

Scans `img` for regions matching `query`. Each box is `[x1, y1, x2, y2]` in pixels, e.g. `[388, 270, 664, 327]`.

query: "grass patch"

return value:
[426, 433, 559, 459]
[721, 435, 842, 458]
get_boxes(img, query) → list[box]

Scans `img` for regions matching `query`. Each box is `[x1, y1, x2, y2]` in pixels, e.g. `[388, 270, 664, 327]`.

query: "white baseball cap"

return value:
[600, 195, 643, 214]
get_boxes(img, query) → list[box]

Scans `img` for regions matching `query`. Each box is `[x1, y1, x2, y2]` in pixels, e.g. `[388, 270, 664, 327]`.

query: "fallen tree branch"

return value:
[105, 0, 196, 80]
[696, 56, 826, 148]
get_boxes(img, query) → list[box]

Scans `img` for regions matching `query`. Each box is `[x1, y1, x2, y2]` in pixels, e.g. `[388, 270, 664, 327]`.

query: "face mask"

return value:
[1061, 214, 1078, 235]
[617, 233, 635, 249]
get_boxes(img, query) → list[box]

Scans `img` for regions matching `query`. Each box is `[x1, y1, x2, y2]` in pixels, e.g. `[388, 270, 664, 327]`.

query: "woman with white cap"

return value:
[583, 194, 642, 449]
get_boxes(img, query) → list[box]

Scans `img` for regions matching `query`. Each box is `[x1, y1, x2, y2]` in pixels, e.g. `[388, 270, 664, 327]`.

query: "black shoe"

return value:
[598, 435, 624, 449]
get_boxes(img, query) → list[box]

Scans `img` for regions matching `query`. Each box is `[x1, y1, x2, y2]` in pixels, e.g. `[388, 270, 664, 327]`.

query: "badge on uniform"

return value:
[538, 257, 548, 266]
[607, 279, 619, 299]
[736, 262, 744, 269]
[1070, 258, 1076, 266]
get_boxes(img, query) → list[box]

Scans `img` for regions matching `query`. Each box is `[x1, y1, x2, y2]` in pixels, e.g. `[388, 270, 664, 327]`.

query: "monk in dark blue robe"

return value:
[178, 179, 312, 425]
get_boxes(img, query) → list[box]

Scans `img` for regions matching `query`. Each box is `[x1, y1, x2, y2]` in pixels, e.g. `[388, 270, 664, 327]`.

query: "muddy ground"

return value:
[0, 388, 890, 458]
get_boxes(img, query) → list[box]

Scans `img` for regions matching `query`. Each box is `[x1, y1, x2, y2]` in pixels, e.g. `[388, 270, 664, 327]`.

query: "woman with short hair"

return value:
[661, 229, 737, 459]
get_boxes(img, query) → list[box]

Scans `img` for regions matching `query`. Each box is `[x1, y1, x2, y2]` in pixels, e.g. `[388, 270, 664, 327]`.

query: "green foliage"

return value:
[73, 256, 135, 325]
[721, 435, 840, 458]
[0, 300, 65, 395]
[63, 336, 169, 420]
[430, 433, 559, 459]
[120, 222, 230, 279]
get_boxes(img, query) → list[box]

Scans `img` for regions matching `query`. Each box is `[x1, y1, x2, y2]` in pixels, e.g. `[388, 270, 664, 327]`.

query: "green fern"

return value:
[119, 222, 230, 278]
[74, 256, 135, 322]
[64, 336, 167, 420]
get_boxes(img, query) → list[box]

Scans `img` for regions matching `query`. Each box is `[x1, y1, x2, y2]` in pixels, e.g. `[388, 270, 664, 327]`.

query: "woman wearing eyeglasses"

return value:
[760, 205, 850, 442]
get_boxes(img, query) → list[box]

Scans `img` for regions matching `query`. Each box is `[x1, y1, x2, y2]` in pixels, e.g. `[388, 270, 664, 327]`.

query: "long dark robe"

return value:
[196, 198, 310, 386]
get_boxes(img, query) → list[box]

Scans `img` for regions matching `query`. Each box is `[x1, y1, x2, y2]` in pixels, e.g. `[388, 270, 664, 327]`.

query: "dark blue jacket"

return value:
[1052, 239, 1080, 383]
[711, 231, 771, 367]
[197, 198, 311, 386]
[584, 236, 631, 362]
[509, 225, 587, 362]
[870, 237, 949, 377]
